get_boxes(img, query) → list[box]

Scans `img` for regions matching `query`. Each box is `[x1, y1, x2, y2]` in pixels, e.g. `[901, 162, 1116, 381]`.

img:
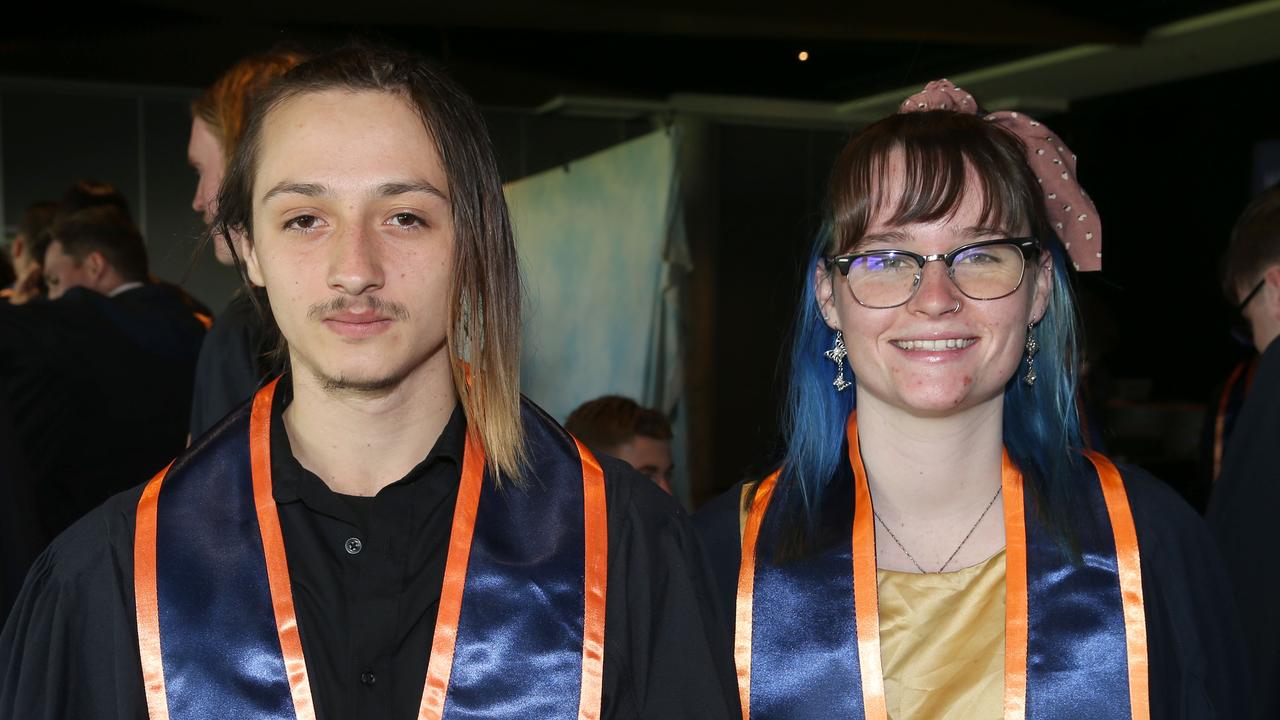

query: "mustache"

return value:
[307, 295, 410, 322]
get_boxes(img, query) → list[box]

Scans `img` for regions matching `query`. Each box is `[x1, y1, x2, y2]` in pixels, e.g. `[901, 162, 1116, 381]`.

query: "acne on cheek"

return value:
[963, 376, 973, 386]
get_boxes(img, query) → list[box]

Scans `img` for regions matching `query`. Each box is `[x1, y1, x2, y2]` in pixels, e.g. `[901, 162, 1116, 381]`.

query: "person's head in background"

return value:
[565, 396, 675, 493]
[6, 202, 58, 301]
[1223, 185, 1280, 354]
[43, 205, 148, 300]
[59, 179, 132, 222]
[189, 49, 307, 264]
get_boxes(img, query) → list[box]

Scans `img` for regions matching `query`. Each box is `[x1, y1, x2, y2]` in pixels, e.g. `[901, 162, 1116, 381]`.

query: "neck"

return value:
[855, 392, 1007, 571]
[283, 353, 458, 497]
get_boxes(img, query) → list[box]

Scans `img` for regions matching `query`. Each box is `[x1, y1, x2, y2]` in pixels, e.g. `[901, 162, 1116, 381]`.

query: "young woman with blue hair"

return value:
[696, 80, 1248, 719]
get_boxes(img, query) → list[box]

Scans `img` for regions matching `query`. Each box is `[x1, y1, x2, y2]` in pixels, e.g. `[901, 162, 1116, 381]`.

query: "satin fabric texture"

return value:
[135, 379, 608, 720]
[735, 412, 1148, 719]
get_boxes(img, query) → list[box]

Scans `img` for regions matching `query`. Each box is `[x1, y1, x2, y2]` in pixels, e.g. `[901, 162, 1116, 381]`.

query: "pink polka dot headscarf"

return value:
[898, 79, 1102, 271]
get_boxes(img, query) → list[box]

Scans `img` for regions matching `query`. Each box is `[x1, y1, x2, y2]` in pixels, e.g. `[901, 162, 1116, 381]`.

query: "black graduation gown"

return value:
[0, 284, 206, 540]
[1208, 336, 1280, 719]
[0, 400, 737, 720]
[695, 464, 1251, 719]
[187, 291, 273, 441]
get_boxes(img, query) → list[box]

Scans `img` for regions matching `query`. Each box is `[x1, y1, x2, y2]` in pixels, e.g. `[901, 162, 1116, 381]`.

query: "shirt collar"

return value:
[108, 281, 146, 297]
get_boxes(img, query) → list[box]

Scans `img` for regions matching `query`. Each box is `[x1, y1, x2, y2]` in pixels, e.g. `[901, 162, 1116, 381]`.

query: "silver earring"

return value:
[1023, 323, 1039, 386]
[825, 331, 853, 392]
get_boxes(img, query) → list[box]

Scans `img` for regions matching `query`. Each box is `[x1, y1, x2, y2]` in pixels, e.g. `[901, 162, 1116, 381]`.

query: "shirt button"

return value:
[360, 671, 376, 686]
[344, 537, 363, 555]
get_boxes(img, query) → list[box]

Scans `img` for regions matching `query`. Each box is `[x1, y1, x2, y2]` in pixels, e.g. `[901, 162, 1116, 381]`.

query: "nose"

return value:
[905, 259, 963, 316]
[327, 224, 385, 296]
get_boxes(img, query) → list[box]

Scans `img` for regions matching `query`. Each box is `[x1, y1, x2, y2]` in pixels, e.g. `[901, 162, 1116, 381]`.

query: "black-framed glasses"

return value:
[1235, 278, 1265, 314]
[826, 237, 1040, 309]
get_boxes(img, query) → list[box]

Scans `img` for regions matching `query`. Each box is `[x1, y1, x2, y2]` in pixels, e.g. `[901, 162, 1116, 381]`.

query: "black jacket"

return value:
[0, 283, 206, 542]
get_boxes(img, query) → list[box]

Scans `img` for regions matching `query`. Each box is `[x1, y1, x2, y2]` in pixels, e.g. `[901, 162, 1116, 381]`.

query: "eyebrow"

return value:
[859, 225, 1008, 247]
[260, 180, 450, 204]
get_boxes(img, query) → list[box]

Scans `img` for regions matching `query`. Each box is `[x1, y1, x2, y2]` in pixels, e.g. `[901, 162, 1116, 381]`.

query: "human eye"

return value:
[863, 252, 913, 272]
[282, 214, 325, 233]
[956, 244, 1014, 265]
[385, 212, 426, 230]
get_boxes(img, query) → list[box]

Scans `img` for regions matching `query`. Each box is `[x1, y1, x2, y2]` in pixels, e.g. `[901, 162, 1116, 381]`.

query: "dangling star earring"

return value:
[1023, 323, 1039, 386]
[825, 331, 853, 392]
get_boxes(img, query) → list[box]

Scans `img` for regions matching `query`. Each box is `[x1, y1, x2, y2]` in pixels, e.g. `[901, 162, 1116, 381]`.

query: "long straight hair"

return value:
[776, 110, 1086, 545]
[213, 43, 526, 483]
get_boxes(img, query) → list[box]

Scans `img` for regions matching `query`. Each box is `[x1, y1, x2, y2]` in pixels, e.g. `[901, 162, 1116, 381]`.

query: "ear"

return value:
[1029, 250, 1054, 325]
[236, 232, 266, 288]
[813, 261, 841, 331]
[1262, 265, 1280, 317]
[84, 251, 108, 281]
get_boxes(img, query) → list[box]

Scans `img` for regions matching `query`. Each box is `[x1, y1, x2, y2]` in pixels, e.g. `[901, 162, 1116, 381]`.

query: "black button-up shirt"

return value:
[270, 388, 467, 719]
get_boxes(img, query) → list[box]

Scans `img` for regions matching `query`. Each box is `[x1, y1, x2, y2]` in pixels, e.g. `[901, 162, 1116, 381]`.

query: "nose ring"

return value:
[948, 300, 961, 314]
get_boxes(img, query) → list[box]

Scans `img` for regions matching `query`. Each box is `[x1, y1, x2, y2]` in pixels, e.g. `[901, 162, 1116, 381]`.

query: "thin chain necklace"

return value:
[873, 485, 1003, 574]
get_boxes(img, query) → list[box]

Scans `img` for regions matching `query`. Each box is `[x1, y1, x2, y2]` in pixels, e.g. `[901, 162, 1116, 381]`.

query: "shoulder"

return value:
[598, 453, 692, 538]
[1, 484, 146, 717]
[692, 481, 748, 553]
[1111, 461, 1213, 553]
[32, 483, 144, 587]
[1103, 462, 1252, 715]
[692, 481, 751, 614]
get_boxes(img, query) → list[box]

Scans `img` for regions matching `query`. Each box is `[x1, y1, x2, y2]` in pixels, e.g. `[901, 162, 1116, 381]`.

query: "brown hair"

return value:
[827, 111, 1053, 255]
[214, 42, 527, 482]
[564, 396, 673, 453]
[192, 49, 308, 164]
[1222, 185, 1280, 298]
[48, 205, 149, 283]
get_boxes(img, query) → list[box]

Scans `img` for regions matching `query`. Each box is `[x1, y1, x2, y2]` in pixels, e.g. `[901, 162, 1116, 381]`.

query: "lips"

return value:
[322, 310, 393, 339]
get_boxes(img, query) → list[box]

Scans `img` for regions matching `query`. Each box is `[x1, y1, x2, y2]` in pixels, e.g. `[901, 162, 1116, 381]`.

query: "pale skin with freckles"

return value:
[815, 170, 1052, 573]
[238, 89, 458, 497]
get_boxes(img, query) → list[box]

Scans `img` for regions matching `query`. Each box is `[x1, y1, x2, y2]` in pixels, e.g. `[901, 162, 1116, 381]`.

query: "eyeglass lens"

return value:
[846, 243, 1027, 308]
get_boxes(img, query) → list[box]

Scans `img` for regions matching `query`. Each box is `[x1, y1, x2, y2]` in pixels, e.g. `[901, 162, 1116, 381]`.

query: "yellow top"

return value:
[877, 551, 1006, 720]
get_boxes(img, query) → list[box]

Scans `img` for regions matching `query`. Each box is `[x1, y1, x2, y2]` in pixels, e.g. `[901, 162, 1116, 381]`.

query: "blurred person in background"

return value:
[0, 204, 207, 541]
[186, 48, 306, 440]
[1208, 184, 1280, 719]
[566, 394, 676, 493]
[3, 201, 57, 304]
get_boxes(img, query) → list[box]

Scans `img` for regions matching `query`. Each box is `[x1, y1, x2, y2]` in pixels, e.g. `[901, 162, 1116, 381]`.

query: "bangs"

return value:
[830, 111, 1047, 254]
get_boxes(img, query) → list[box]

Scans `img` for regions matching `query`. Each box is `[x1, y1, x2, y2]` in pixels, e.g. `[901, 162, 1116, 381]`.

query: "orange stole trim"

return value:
[192, 312, 214, 331]
[1213, 360, 1250, 481]
[135, 463, 173, 720]
[418, 429, 485, 720]
[574, 439, 608, 720]
[248, 379, 317, 719]
[734, 470, 778, 719]
[1085, 451, 1150, 720]
[844, 417, 888, 720]
[1000, 452, 1030, 720]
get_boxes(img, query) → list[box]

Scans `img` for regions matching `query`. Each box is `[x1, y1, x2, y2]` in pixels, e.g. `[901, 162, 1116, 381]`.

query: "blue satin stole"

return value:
[744, 445, 1139, 719]
[140, 387, 601, 719]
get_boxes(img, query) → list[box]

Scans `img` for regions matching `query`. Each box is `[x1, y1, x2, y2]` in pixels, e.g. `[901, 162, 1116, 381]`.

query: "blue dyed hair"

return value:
[775, 110, 1087, 544]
